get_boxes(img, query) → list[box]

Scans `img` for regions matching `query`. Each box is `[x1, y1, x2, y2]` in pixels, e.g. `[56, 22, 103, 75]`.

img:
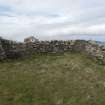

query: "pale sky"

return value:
[0, 0, 105, 41]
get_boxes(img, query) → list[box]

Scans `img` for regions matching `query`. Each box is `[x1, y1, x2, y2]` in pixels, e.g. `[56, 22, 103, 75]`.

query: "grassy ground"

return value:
[0, 52, 105, 105]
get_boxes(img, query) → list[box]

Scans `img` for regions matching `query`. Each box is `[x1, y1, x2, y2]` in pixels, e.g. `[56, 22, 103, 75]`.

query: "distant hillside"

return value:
[96, 41, 105, 45]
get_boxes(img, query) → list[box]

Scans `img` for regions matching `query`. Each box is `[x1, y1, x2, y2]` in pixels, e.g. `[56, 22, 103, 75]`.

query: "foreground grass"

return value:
[0, 52, 105, 105]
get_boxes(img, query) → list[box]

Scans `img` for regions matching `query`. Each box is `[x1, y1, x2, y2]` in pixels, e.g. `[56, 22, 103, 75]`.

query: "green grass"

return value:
[0, 52, 105, 105]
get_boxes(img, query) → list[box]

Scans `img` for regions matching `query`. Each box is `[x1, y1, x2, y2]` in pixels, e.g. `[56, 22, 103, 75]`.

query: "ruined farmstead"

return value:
[0, 36, 105, 64]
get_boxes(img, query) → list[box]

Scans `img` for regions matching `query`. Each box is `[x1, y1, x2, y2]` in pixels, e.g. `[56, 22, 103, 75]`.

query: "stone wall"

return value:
[25, 40, 75, 53]
[24, 40, 105, 64]
[0, 37, 25, 60]
[0, 37, 105, 64]
[85, 42, 105, 64]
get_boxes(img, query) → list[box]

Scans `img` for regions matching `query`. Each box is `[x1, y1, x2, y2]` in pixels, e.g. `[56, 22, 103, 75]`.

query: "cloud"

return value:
[0, 0, 105, 41]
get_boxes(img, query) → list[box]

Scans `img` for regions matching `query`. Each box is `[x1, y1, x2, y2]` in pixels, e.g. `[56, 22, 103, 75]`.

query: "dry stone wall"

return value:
[24, 40, 105, 64]
[25, 40, 75, 53]
[0, 37, 105, 64]
[0, 37, 25, 60]
[85, 42, 105, 64]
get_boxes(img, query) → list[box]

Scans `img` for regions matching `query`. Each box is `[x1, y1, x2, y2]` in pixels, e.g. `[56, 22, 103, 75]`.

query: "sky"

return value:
[0, 0, 105, 41]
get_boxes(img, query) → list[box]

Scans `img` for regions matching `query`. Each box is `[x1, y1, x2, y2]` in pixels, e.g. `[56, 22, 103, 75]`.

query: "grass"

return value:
[0, 52, 105, 105]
